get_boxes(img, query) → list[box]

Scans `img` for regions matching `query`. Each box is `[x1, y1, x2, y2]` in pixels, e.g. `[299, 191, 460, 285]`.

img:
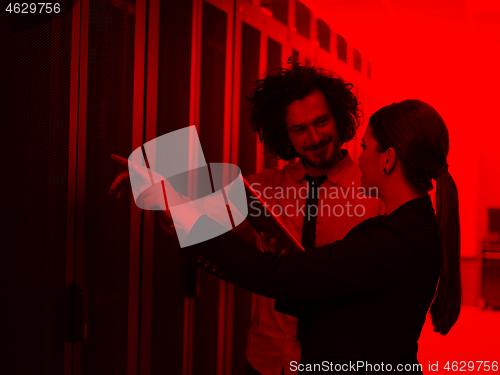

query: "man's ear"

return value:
[383, 147, 397, 174]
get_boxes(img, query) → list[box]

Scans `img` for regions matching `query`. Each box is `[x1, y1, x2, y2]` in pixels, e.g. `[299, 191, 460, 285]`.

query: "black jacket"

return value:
[179, 196, 441, 373]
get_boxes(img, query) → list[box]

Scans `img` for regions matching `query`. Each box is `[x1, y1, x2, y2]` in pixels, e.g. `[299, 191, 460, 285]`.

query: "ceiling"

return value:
[306, 0, 500, 107]
[309, 0, 500, 53]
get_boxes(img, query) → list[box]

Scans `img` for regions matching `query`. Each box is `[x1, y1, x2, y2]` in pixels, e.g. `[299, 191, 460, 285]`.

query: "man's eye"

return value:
[294, 128, 305, 134]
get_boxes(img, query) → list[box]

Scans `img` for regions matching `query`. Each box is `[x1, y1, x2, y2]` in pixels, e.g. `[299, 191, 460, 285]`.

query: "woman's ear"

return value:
[383, 147, 397, 175]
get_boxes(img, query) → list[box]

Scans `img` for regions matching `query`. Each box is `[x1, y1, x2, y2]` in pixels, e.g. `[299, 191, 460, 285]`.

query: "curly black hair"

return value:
[247, 59, 362, 161]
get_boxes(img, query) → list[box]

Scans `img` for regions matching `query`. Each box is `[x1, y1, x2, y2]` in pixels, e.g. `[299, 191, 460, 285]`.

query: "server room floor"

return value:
[418, 305, 500, 372]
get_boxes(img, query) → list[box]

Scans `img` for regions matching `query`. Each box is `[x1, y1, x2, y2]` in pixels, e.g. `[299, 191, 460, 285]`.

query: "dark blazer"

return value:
[179, 196, 441, 373]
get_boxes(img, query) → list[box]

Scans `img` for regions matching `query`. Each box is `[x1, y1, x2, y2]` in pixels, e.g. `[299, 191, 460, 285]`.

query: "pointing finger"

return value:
[111, 154, 129, 168]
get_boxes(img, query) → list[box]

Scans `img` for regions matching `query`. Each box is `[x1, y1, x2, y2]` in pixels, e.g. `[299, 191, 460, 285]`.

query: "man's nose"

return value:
[308, 126, 322, 144]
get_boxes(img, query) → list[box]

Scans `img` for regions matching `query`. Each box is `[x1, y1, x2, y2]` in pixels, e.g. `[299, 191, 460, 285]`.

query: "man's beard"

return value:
[302, 151, 338, 170]
[301, 139, 341, 170]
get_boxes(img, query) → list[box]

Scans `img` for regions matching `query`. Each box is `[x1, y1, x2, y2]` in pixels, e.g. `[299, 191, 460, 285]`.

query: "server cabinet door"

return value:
[1, 4, 76, 374]
[147, 1, 194, 374]
[192, 1, 235, 374]
[74, 1, 140, 374]
[231, 2, 265, 373]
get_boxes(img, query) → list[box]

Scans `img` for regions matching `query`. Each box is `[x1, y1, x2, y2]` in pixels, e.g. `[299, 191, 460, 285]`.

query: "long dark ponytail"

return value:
[369, 99, 461, 335]
[430, 169, 461, 334]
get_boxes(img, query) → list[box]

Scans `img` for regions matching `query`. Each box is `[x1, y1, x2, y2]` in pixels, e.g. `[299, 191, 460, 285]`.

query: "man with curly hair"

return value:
[242, 61, 383, 375]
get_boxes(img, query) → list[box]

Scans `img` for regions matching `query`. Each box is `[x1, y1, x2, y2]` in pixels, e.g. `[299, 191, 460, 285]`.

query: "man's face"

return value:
[285, 90, 341, 171]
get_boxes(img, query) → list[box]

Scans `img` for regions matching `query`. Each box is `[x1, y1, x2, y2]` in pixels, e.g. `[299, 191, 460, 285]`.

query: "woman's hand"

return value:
[109, 153, 161, 199]
[259, 231, 288, 255]
[108, 153, 205, 234]
[109, 170, 130, 200]
[109, 154, 148, 199]
[135, 181, 174, 223]
[109, 153, 175, 224]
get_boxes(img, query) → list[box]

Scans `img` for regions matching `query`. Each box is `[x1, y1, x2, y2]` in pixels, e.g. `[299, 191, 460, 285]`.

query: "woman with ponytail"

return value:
[365, 99, 461, 336]
[123, 99, 461, 373]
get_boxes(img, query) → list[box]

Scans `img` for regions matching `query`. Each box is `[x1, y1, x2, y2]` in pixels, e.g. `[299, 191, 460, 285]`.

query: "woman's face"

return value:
[358, 125, 384, 195]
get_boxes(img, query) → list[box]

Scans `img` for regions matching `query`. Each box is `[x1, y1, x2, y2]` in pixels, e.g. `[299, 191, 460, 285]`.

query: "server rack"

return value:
[2, 0, 376, 374]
